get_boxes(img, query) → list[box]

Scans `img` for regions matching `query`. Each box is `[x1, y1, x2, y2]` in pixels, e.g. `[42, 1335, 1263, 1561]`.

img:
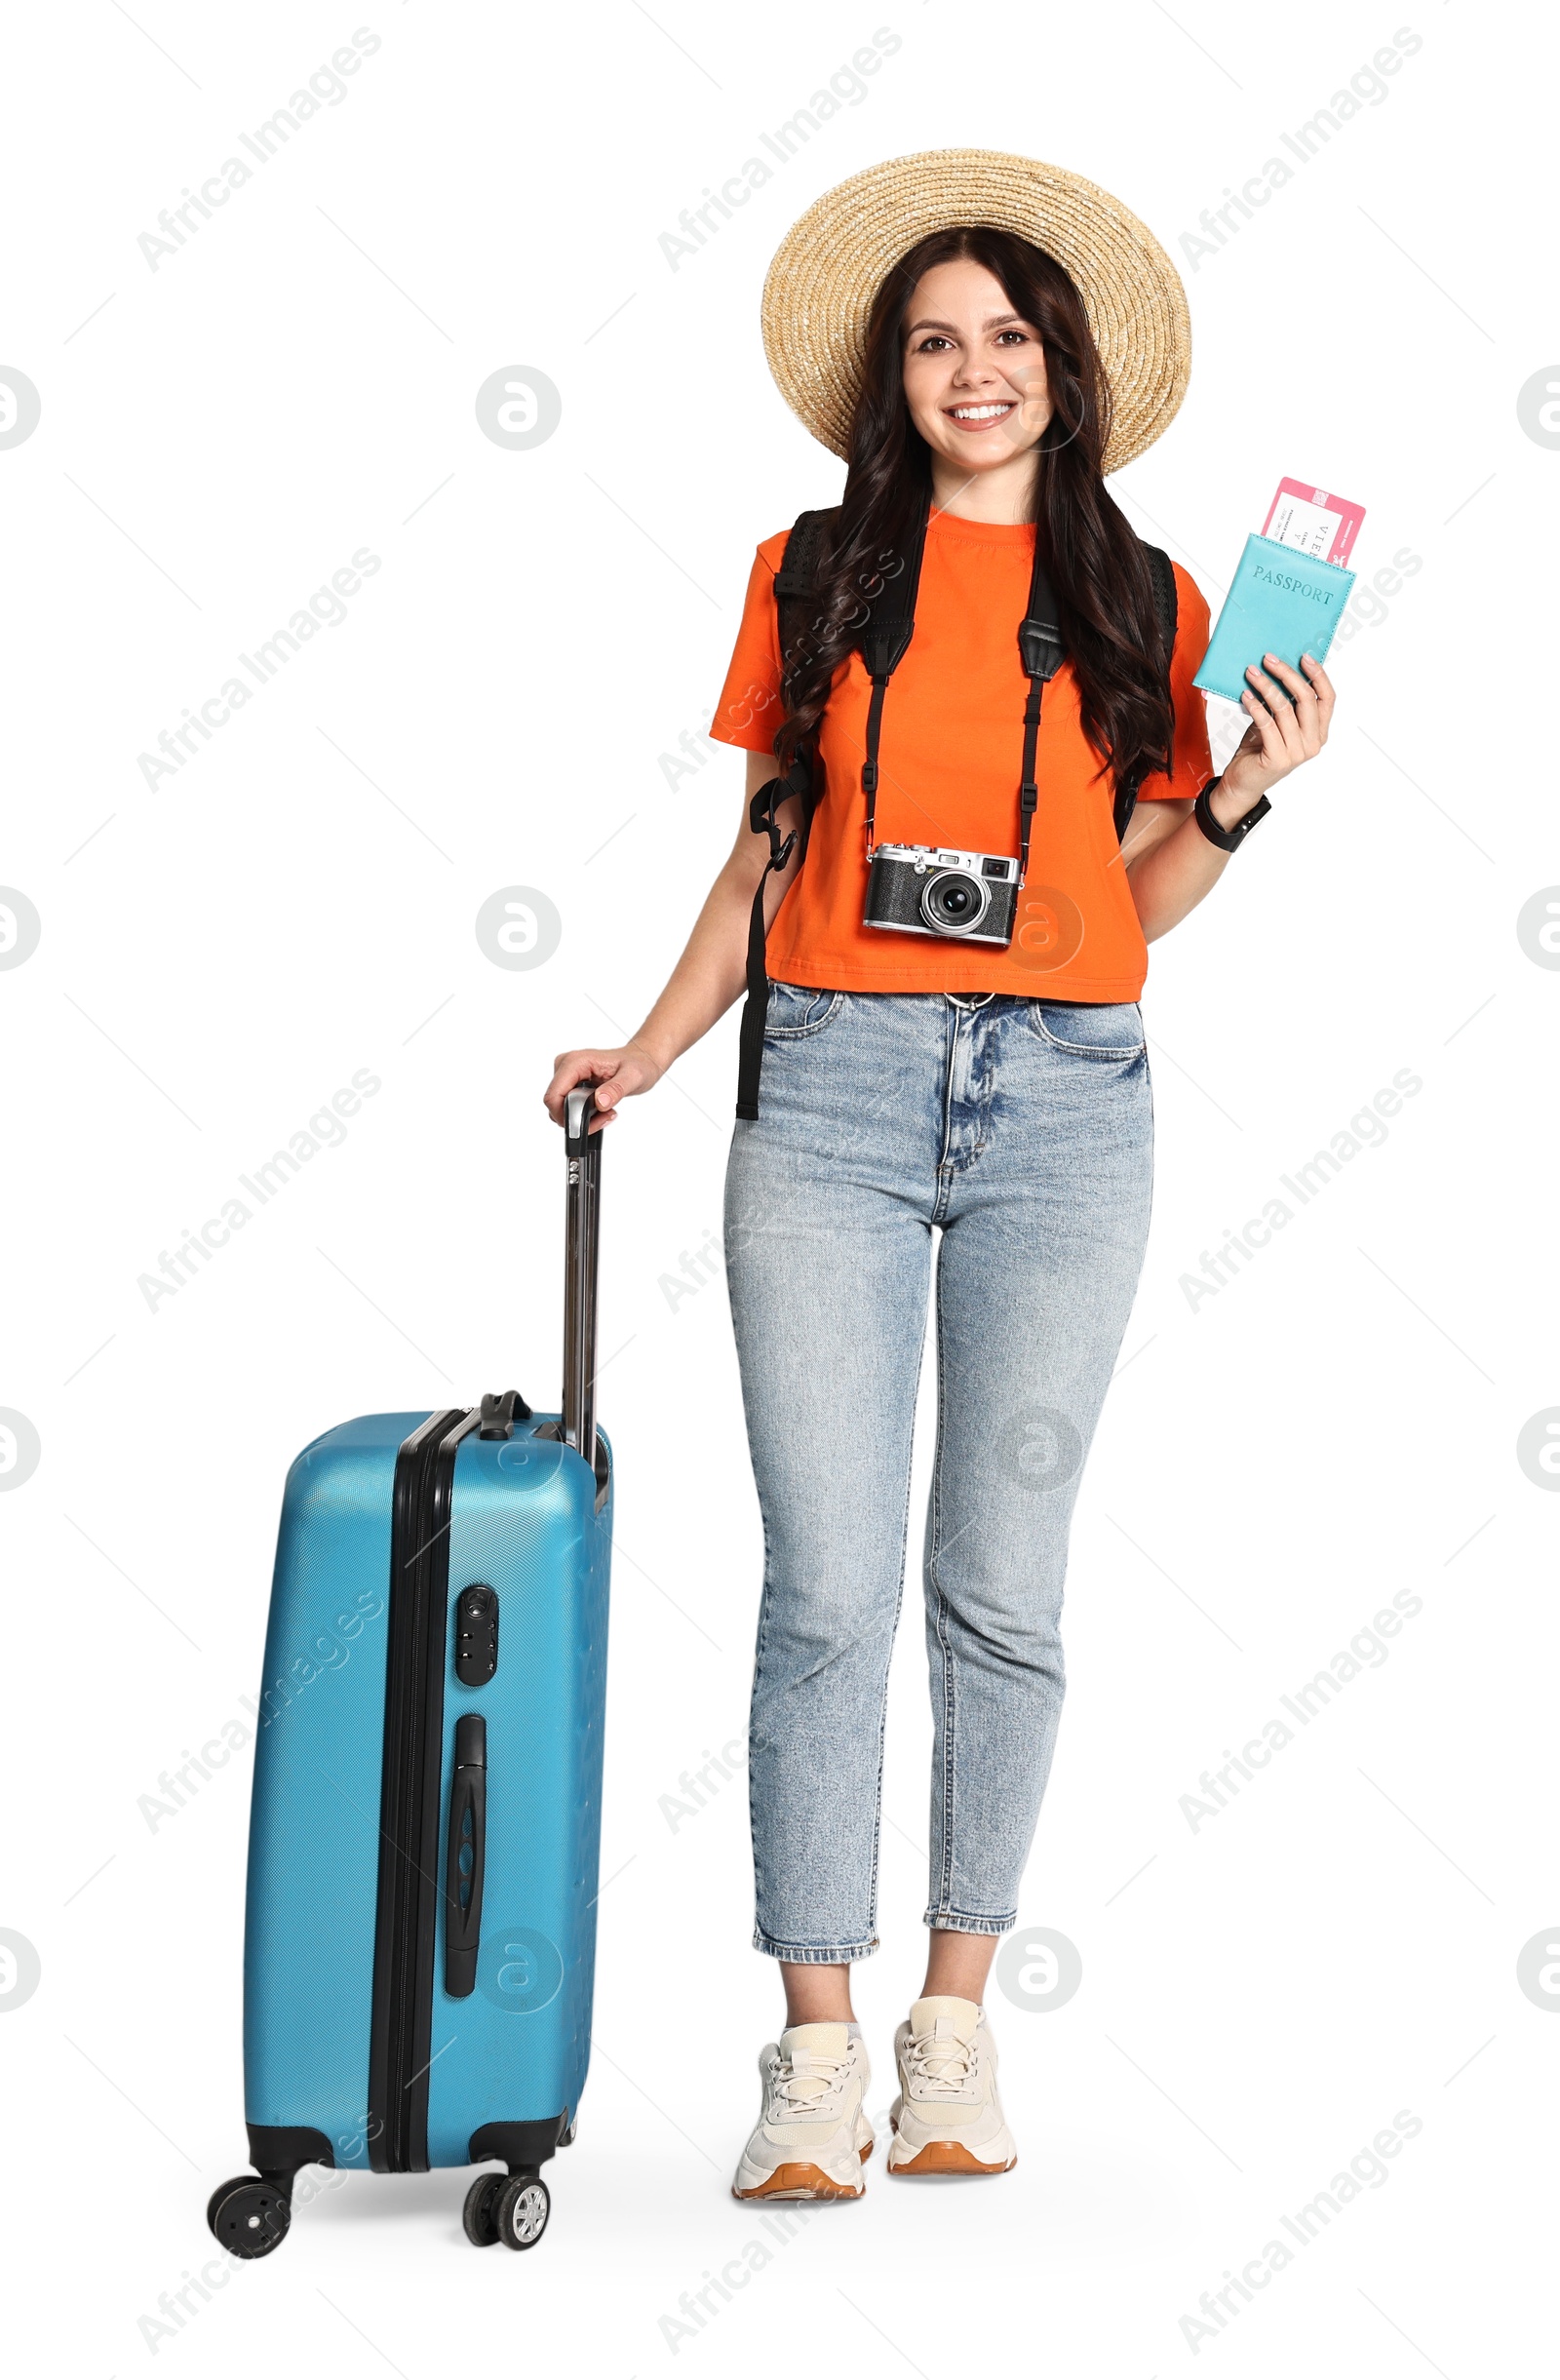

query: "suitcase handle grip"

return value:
[562, 1083, 604, 1473]
[443, 1714, 487, 1999]
[564, 1083, 598, 1148]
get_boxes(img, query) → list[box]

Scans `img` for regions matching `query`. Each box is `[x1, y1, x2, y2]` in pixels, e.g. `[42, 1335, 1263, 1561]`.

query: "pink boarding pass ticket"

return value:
[1261, 478, 1365, 567]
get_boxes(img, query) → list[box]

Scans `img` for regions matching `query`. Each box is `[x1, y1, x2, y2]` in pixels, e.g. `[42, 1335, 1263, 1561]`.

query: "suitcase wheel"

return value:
[207, 2175, 291, 2258]
[462, 2170, 505, 2246]
[495, 2172, 550, 2250]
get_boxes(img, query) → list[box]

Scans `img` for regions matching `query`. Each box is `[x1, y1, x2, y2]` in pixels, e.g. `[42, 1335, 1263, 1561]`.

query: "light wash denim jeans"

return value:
[724, 985, 1153, 1962]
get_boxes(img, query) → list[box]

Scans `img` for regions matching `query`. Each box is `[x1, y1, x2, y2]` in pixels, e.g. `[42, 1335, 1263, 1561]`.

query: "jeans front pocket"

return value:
[764, 982, 845, 1040]
[1028, 1000, 1146, 1060]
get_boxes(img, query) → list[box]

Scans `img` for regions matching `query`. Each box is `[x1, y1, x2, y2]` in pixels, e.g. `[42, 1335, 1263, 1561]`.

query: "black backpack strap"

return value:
[772, 506, 838, 686]
[734, 509, 834, 1122]
[1144, 538, 1178, 658]
[1112, 540, 1179, 843]
[734, 745, 811, 1120]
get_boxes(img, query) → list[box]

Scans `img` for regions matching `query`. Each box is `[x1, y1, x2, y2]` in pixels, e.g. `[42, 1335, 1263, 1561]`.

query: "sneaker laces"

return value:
[905, 2020, 979, 2098]
[767, 2047, 850, 2120]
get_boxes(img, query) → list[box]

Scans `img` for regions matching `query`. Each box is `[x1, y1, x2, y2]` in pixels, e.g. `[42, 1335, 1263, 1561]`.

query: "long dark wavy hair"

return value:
[775, 225, 1174, 798]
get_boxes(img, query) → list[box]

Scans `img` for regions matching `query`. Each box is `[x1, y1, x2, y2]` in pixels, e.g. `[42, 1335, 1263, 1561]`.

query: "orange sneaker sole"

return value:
[732, 2139, 875, 2202]
[886, 2136, 1016, 2176]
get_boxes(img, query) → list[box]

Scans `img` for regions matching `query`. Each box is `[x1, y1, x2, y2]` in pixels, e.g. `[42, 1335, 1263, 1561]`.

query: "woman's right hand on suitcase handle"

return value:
[544, 1041, 664, 1131]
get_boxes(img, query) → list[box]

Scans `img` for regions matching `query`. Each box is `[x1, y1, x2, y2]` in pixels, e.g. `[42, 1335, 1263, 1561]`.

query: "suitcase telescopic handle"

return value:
[562, 1084, 604, 1471]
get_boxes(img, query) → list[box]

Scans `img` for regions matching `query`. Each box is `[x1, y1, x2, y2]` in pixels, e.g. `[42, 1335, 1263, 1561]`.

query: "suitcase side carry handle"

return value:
[562, 1086, 604, 1475]
[443, 1714, 487, 1999]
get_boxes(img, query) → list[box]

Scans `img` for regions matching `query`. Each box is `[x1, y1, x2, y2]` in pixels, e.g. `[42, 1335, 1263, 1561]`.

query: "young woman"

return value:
[546, 152, 1334, 2199]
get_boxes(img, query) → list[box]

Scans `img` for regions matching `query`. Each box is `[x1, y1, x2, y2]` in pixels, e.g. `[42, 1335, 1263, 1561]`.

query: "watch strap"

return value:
[1194, 777, 1270, 852]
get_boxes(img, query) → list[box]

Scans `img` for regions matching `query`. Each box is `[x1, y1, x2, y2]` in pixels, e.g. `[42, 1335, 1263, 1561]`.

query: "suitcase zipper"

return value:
[368, 1406, 477, 2172]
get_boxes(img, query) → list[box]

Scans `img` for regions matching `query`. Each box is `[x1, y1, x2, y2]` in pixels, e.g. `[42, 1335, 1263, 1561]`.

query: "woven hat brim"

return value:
[761, 148, 1190, 474]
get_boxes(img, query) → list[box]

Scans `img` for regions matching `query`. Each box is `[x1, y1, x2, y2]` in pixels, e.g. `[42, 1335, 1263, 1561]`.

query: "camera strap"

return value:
[858, 505, 928, 858]
[1016, 546, 1065, 885]
[857, 505, 1066, 887]
[735, 503, 1177, 1120]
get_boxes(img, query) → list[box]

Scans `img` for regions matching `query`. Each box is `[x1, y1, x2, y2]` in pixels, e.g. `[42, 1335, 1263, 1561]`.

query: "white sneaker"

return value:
[886, 1995, 1017, 2176]
[732, 2021, 875, 2201]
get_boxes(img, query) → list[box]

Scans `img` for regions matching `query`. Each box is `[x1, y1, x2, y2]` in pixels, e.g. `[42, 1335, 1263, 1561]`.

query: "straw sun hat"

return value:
[760, 148, 1190, 475]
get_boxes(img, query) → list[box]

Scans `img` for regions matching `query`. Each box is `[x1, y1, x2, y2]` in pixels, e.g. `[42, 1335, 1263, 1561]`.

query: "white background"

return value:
[1, 2, 1553, 2371]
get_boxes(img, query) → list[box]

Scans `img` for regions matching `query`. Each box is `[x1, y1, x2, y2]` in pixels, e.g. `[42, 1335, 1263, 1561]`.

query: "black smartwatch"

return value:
[1193, 776, 1270, 852]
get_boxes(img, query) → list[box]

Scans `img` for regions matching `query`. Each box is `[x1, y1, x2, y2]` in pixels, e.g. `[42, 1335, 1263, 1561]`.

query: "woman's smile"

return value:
[944, 399, 1017, 431]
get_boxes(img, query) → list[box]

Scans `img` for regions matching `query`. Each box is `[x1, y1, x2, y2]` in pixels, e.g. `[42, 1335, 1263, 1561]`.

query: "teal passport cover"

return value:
[1194, 533, 1355, 703]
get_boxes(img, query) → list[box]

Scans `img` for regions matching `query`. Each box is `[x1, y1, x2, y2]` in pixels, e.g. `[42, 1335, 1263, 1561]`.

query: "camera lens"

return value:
[919, 868, 990, 936]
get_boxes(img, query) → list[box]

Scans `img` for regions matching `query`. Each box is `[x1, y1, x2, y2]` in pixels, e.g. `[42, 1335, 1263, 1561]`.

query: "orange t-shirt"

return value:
[710, 508, 1212, 997]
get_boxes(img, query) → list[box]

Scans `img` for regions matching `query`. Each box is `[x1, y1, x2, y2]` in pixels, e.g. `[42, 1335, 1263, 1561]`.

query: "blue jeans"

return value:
[724, 985, 1154, 1962]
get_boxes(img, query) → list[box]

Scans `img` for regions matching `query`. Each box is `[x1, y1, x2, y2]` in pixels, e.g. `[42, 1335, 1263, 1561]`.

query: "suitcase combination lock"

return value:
[454, 1583, 499, 1686]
